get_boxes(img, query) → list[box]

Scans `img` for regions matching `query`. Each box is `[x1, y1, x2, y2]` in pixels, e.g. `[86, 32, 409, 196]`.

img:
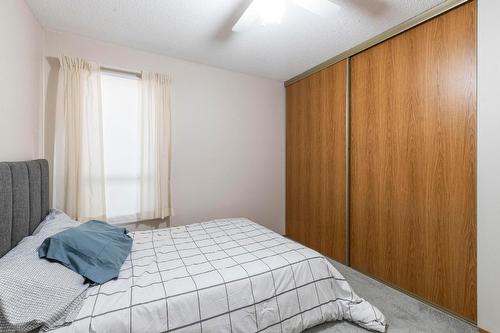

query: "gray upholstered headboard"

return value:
[0, 159, 49, 257]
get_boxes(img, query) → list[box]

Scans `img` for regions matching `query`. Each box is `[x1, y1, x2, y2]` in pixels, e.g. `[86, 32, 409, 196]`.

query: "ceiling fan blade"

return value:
[232, 0, 260, 32]
[292, 0, 340, 17]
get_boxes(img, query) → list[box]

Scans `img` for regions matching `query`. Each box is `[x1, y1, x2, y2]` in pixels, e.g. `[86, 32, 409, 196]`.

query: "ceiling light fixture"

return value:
[257, 0, 286, 25]
[232, 0, 340, 32]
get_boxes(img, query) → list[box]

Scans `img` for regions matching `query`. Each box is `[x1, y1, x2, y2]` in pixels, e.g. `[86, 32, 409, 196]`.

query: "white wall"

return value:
[43, 31, 286, 234]
[0, 0, 43, 161]
[477, 0, 500, 331]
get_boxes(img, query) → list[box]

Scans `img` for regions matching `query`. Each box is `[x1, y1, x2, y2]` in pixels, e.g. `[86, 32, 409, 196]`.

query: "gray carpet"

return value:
[305, 260, 478, 333]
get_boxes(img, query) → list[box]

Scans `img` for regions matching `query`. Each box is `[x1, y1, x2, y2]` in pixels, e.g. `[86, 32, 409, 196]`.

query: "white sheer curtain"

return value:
[139, 72, 173, 220]
[53, 56, 106, 221]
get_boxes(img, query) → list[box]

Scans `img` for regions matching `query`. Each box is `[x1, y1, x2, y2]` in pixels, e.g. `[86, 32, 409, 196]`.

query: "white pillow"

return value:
[0, 209, 87, 333]
[3, 209, 80, 259]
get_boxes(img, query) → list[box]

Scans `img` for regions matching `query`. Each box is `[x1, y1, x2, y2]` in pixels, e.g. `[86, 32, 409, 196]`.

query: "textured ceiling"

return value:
[26, 0, 446, 81]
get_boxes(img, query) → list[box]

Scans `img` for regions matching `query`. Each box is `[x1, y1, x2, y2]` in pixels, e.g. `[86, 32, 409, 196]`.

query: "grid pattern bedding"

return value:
[48, 218, 386, 333]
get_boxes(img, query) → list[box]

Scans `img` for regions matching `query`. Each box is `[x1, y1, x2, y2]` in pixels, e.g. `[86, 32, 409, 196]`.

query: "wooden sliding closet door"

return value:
[286, 60, 347, 263]
[350, 2, 476, 321]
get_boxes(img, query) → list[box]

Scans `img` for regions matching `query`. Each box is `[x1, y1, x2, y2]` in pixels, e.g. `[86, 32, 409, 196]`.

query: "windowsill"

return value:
[108, 219, 139, 226]
[107, 215, 169, 226]
[106, 214, 140, 225]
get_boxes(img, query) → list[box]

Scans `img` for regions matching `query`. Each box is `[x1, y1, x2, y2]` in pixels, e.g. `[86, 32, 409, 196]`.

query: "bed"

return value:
[0, 159, 386, 333]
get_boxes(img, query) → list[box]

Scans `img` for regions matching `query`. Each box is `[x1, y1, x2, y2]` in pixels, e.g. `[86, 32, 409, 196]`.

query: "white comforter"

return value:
[48, 218, 386, 333]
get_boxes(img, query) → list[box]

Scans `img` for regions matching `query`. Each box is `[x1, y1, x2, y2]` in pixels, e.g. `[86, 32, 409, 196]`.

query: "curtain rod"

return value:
[100, 66, 142, 79]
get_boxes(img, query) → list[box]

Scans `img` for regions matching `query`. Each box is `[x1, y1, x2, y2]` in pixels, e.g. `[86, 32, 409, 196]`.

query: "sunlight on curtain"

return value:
[53, 56, 106, 221]
[139, 72, 173, 220]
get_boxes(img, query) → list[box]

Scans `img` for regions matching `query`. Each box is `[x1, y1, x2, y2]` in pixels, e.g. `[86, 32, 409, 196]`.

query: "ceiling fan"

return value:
[232, 0, 340, 32]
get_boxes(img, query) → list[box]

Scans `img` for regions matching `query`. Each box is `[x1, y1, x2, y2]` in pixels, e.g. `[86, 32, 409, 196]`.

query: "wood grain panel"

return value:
[349, 2, 476, 321]
[286, 60, 347, 262]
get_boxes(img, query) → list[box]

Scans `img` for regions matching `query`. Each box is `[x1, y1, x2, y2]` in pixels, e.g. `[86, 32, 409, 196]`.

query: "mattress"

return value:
[48, 218, 386, 332]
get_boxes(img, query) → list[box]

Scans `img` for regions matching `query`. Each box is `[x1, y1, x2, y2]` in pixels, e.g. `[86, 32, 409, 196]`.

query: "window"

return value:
[101, 72, 140, 223]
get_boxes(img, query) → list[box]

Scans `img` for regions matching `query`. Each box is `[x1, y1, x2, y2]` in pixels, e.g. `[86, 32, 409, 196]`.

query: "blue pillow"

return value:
[38, 220, 133, 284]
